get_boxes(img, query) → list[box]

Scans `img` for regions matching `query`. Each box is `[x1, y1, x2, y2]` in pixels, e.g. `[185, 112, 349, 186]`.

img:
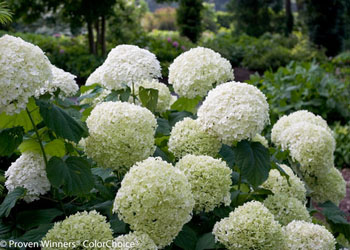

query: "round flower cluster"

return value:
[213, 201, 284, 250]
[42, 210, 114, 250]
[5, 152, 50, 203]
[113, 157, 194, 248]
[271, 110, 331, 146]
[168, 118, 221, 158]
[0, 35, 52, 114]
[261, 164, 306, 202]
[99, 45, 161, 90]
[113, 231, 157, 250]
[38, 65, 78, 97]
[252, 134, 269, 148]
[198, 81, 270, 145]
[283, 220, 336, 250]
[84, 102, 157, 173]
[304, 167, 346, 205]
[135, 79, 172, 113]
[176, 155, 232, 213]
[263, 194, 311, 226]
[279, 122, 335, 175]
[168, 47, 234, 98]
[86, 65, 105, 86]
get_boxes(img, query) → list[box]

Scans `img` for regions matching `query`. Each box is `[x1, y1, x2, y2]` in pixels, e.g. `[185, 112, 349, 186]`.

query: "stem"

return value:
[132, 82, 136, 104]
[237, 172, 242, 191]
[26, 108, 48, 168]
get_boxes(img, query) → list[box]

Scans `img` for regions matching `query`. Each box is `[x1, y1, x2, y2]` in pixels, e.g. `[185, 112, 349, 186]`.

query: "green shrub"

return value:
[333, 123, 350, 168]
[248, 61, 350, 125]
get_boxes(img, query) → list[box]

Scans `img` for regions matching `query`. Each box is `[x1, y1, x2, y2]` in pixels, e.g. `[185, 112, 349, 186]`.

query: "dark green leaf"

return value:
[16, 209, 63, 230]
[156, 118, 171, 136]
[219, 144, 235, 168]
[171, 96, 201, 113]
[174, 225, 197, 250]
[233, 141, 271, 187]
[212, 206, 231, 218]
[195, 233, 216, 250]
[0, 127, 24, 156]
[138, 87, 159, 113]
[16, 224, 53, 242]
[110, 215, 127, 234]
[36, 100, 88, 143]
[0, 187, 26, 217]
[105, 88, 131, 102]
[80, 83, 102, 94]
[46, 156, 94, 196]
[91, 168, 113, 182]
[153, 147, 173, 163]
[168, 111, 195, 127]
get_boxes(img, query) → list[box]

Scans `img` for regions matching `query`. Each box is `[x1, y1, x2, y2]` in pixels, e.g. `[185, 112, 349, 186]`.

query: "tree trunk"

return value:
[87, 21, 96, 55]
[285, 0, 293, 35]
[95, 19, 101, 56]
[101, 15, 106, 57]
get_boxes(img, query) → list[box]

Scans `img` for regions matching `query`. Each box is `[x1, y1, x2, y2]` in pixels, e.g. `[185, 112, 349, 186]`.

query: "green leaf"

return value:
[91, 168, 113, 182]
[110, 215, 127, 234]
[16, 224, 53, 242]
[168, 111, 195, 127]
[0, 187, 26, 217]
[219, 144, 235, 168]
[80, 83, 101, 94]
[18, 139, 41, 154]
[233, 141, 271, 187]
[105, 88, 131, 102]
[0, 127, 24, 156]
[44, 139, 66, 157]
[174, 225, 197, 250]
[0, 98, 42, 132]
[138, 87, 159, 113]
[195, 233, 216, 250]
[171, 96, 201, 113]
[156, 118, 171, 137]
[46, 156, 94, 196]
[16, 208, 63, 230]
[153, 146, 173, 163]
[36, 100, 88, 143]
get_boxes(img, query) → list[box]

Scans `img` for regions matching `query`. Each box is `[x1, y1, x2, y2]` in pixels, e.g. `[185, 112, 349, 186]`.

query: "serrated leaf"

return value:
[0, 187, 26, 217]
[18, 139, 41, 154]
[36, 100, 88, 143]
[174, 225, 197, 250]
[0, 127, 24, 156]
[171, 96, 201, 113]
[138, 87, 159, 113]
[233, 141, 271, 187]
[46, 156, 94, 196]
[195, 233, 216, 250]
[219, 144, 235, 168]
[44, 139, 66, 157]
[156, 118, 171, 136]
[16, 208, 63, 230]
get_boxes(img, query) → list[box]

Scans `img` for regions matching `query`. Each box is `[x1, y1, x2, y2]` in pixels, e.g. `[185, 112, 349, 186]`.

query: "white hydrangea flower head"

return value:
[252, 134, 269, 148]
[176, 155, 232, 213]
[113, 157, 195, 248]
[42, 210, 114, 250]
[168, 47, 234, 98]
[5, 152, 50, 203]
[84, 101, 157, 173]
[0, 35, 52, 114]
[263, 194, 311, 226]
[168, 118, 221, 158]
[304, 167, 346, 205]
[113, 231, 157, 250]
[198, 81, 270, 145]
[135, 79, 171, 113]
[283, 220, 336, 250]
[213, 201, 284, 250]
[101, 45, 161, 90]
[261, 164, 306, 202]
[271, 110, 331, 147]
[38, 65, 78, 97]
[86, 65, 105, 86]
[280, 122, 335, 175]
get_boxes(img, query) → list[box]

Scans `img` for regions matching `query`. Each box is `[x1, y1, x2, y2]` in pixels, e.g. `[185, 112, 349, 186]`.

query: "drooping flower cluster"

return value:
[176, 155, 232, 213]
[39, 65, 79, 97]
[0, 35, 52, 114]
[283, 220, 336, 250]
[261, 164, 307, 202]
[135, 79, 172, 113]
[304, 167, 346, 205]
[263, 194, 311, 226]
[83, 101, 157, 173]
[113, 157, 194, 248]
[113, 231, 157, 250]
[168, 47, 234, 98]
[88, 45, 161, 90]
[5, 152, 50, 203]
[168, 118, 221, 158]
[213, 201, 284, 250]
[198, 81, 270, 145]
[42, 210, 114, 250]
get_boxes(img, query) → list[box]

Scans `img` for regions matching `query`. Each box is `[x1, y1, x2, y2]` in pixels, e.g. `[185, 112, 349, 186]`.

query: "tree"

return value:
[285, 0, 293, 35]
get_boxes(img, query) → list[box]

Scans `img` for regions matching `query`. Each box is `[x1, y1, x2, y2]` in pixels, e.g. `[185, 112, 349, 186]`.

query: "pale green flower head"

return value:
[168, 118, 221, 158]
[198, 81, 270, 145]
[261, 164, 307, 202]
[176, 154, 232, 213]
[252, 134, 269, 148]
[84, 101, 157, 173]
[263, 193, 311, 226]
[213, 201, 284, 250]
[42, 210, 114, 250]
[113, 157, 194, 248]
[169, 47, 234, 98]
[283, 220, 336, 250]
[113, 231, 157, 250]
[304, 166, 346, 205]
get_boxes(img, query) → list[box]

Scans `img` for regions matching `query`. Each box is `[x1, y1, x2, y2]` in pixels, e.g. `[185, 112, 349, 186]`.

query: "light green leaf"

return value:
[171, 96, 201, 113]
[138, 87, 158, 113]
[44, 139, 66, 157]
